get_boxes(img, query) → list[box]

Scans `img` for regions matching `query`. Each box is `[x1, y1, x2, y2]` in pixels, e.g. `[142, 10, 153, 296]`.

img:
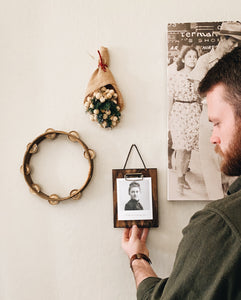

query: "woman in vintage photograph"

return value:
[169, 46, 201, 196]
[124, 181, 143, 210]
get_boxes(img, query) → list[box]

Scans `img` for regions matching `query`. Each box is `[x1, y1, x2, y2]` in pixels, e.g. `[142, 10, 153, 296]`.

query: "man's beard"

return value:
[215, 125, 241, 176]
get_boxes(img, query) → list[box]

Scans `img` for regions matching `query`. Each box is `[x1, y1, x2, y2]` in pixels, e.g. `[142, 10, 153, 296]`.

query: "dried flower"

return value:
[85, 84, 121, 129]
[95, 92, 101, 100]
[102, 121, 107, 128]
[85, 102, 90, 108]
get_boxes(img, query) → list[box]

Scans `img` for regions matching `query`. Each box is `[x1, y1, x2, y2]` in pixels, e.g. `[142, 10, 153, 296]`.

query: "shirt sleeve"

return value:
[189, 54, 209, 82]
[137, 277, 168, 300]
[137, 208, 241, 300]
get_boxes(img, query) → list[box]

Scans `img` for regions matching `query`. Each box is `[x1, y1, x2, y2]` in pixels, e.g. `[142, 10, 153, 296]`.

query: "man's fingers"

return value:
[123, 225, 149, 243]
[141, 228, 149, 242]
[122, 228, 130, 242]
[131, 225, 140, 239]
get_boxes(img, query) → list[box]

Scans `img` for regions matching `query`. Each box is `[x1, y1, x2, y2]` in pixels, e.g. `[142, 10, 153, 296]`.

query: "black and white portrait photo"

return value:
[117, 177, 153, 221]
[167, 21, 241, 201]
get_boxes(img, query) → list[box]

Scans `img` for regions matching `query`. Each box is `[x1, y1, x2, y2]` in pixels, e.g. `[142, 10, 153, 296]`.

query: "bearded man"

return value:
[189, 21, 241, 199]
[122, 47, 241, 300]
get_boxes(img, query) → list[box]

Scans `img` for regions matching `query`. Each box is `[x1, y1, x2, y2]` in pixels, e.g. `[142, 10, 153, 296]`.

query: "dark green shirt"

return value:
[137, 177, 241, 300]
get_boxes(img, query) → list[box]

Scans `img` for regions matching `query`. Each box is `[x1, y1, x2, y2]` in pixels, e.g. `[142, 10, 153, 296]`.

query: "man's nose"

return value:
[210, 134, 221, 144]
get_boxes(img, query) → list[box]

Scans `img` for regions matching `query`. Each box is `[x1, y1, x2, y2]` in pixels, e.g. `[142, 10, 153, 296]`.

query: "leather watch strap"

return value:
[130, 253, 152, 271]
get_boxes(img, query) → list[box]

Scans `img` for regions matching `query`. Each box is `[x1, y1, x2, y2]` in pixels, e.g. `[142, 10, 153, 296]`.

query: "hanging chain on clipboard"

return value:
[123, 144, 147, 181]
[123, 144, 147, 170]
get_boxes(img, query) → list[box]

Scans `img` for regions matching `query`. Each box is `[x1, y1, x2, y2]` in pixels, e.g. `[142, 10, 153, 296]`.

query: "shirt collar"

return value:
[227, 176, 241, 195]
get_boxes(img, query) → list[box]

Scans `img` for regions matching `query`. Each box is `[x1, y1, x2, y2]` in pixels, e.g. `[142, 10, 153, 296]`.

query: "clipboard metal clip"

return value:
[124, 173, 144, 181]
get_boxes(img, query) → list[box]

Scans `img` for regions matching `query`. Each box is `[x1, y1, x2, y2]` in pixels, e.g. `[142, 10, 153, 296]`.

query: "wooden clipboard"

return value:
[112, 145, 158, 228]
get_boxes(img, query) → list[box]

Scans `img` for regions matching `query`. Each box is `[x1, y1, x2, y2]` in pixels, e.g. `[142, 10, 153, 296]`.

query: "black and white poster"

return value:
[167, 21, 241, 201]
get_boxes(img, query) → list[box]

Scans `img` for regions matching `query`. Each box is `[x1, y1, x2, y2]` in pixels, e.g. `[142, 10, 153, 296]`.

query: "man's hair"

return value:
[198, 46, 241, 118]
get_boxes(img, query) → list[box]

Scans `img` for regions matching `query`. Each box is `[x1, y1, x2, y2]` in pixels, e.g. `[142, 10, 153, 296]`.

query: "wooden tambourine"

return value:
[20, 129, 95, 205]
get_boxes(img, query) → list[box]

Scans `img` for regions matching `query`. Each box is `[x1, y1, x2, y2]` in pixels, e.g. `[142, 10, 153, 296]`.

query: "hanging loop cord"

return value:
[123, 144, 147, 170]
[98, 50, 108, 72]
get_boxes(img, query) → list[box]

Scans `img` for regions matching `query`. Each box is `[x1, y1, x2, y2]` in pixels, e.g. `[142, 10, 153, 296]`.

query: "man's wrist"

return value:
[130, 253, 152, 271]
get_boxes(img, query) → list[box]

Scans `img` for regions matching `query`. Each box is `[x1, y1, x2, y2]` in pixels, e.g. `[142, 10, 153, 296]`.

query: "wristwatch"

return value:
[130, 253, 152, 271]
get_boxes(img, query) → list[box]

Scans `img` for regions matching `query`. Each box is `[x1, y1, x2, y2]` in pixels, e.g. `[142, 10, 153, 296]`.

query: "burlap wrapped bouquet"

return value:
[84, 47, 124, 128]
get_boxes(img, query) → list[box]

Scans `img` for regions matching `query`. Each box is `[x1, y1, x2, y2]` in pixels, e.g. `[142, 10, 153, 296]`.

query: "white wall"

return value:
[1, 1, 240, 299]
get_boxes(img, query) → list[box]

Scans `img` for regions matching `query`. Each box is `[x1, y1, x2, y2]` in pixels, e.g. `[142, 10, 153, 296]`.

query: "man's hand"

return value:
[122, 225, 149, 258]
[122, 225, 157, 287]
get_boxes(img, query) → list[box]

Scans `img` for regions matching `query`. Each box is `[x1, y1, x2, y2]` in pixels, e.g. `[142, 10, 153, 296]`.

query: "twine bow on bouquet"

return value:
[83, 46, 124, 129]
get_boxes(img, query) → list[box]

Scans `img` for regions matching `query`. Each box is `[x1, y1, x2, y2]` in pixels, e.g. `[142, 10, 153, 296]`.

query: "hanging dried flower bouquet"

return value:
[84, 47, 124, 129]
[85, 84, 121, 128]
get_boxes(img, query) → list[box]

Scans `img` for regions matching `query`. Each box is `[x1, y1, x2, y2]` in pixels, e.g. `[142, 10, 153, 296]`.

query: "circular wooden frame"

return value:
[20, 129, 95, 205]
